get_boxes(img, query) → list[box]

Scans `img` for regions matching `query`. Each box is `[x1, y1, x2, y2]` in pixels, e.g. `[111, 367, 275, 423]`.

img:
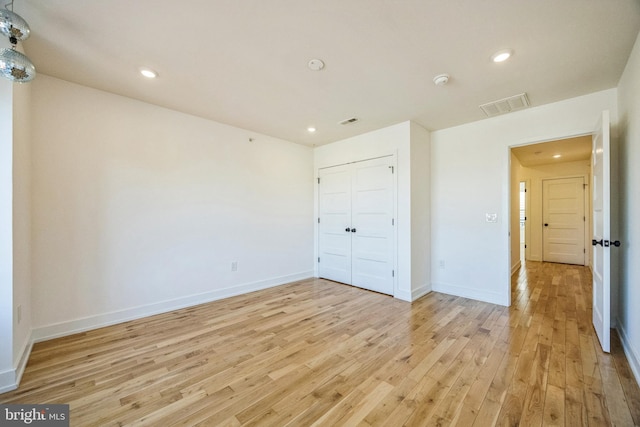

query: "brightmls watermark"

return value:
[0, 405, 69, 426]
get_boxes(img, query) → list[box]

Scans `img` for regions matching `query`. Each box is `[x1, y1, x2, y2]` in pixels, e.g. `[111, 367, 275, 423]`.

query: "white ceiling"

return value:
[15, 0, 640, 146]
[512, 135, 592, 167]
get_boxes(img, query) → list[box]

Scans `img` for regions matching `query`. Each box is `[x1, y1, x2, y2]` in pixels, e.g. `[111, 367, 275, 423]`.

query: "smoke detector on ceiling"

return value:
[308, 59, 325, 71]
[433, 74, 449, 86]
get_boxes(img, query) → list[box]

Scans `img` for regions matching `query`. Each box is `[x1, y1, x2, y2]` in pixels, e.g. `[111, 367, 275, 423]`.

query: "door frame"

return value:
[507, 132, 593, 306]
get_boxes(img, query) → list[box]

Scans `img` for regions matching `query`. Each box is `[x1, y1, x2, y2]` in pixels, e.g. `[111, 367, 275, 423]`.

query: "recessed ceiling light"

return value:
[553, 154, 562, 158]
[491, 49, 513, 63]
[139, 68, 158, 78]
[307, 59, 325, 71]
[307, 127, 316, 133]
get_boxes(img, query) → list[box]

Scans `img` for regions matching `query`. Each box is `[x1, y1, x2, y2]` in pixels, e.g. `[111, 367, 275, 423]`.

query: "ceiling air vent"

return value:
[479, 93, 530, 117]
[339, 117, 359, 125]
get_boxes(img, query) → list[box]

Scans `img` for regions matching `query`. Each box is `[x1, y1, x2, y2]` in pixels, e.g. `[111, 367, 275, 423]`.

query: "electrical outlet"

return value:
[439, 260, 445, 269]
[486, 213, 498, 223]
[17, 305, 22, 324]
[231, 261, 238, 272]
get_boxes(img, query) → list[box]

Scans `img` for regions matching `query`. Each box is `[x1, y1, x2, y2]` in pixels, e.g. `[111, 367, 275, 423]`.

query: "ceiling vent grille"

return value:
[479, 93, 530, 117]
[339, 117, 359, 125]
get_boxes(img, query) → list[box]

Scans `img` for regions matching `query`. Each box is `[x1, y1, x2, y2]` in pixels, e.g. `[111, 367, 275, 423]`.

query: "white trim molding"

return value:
[617, 322, 640, 388]
[511, 260, 522, 276]
[0, 369, 17, 394]
[412, 284, 432, 301]
[14, 331, 32, 387]
[0, 331, 33, 394]
[394, 283, 431, 302]
[33, 271, 313, 343]
[432, 281, 508, 306]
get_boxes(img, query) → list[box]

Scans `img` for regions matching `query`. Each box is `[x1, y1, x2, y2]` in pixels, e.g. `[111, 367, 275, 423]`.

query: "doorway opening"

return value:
[510, 135, 593, 272]
[507, 111, 612, 353]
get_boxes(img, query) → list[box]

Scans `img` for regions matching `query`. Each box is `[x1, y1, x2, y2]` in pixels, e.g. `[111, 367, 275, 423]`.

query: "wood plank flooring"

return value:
[2, 261, 639, 426]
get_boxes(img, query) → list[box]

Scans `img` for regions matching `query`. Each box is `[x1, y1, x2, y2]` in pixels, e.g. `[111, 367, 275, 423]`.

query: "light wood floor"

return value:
[2, 262, 639, 426]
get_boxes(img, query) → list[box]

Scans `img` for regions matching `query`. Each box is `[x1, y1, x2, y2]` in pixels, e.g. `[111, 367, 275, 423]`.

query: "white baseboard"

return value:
[394, 288, 412, 302]
[617, 321, 640, 388]
[32, 271, 313, 343]
[0, 331, 34, 394]
[511, 260, 522, 276]
[432, 281, 507, 306]
[412, 283, 432, 301]
[15, 330, 33, 386]
[394, 283, 431, 302]
[0, 369, 17, 394]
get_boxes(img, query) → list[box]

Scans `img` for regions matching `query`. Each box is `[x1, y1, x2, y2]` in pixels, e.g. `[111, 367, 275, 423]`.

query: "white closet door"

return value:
[351, 158, 394, 295]
[318, 157, 395, 296]
[318, 165, 352, 284]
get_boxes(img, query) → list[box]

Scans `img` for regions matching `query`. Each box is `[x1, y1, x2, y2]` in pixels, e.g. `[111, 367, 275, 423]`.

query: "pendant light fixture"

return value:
[0, 1, 35, 83]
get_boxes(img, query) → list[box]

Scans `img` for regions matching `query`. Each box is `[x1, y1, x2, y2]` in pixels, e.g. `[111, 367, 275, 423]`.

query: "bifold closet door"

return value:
[318, 157, 394, 295]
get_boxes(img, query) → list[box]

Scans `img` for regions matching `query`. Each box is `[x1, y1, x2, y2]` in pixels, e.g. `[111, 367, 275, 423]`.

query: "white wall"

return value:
[519, 160, 591, 265]
[0, 38, 15, 392]
[12, 79, 32, 380]
[616, 31, 640, 385]
[0, 41, 32, 394]
[314, 121, 431, 301]
[30, 75, 314, 340]
[410, 122, 431, 298]
[431, 89, 618, 306]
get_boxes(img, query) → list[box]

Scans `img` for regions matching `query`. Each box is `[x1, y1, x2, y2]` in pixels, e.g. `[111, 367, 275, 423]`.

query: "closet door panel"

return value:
[351, 158, 394, 295]
[318, 166, 352, 284]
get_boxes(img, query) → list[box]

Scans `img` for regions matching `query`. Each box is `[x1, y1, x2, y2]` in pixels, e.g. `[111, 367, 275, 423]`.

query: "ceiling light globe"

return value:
[0, 47, 36, 82]
[0, 9, 30, 42]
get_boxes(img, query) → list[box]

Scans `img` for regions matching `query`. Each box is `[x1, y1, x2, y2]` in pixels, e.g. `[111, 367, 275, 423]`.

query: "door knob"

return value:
[544, 223, 549, 227]
[592, 239, 603, 246]
[612, 240, 621, 247]
[345, 228, 351, 232]
[351, 228, 356, 233]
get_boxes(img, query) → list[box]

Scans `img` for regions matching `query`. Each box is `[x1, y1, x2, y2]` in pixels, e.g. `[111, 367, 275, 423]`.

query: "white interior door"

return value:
[351, 158, 395, 295]
[318, 157, 395, 295]
[592, 110, 611, 353]
[318, 165, 352, 284]
[542, 177, 586, 265]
